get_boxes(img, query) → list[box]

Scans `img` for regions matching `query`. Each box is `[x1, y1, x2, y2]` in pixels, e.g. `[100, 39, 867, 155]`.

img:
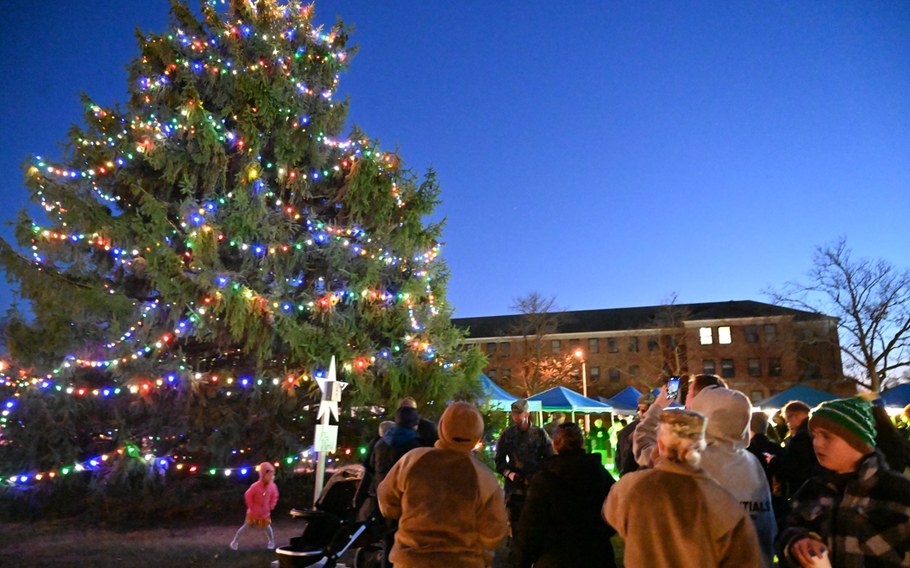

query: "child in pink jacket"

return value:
[230, 462, 279, 550]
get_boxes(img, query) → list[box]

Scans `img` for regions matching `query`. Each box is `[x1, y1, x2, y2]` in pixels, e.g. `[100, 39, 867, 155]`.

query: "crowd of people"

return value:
[241, 379, 910, 567]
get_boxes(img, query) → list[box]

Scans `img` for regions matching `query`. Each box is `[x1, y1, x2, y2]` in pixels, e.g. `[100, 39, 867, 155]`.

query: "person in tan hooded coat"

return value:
[378, 402, 508, 568]
[604, 409, 762, 568]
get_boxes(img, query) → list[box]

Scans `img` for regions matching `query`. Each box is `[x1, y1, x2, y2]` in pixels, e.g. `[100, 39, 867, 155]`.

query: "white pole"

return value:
[582, 361, 589, 431]
[314, 406, 329, 506]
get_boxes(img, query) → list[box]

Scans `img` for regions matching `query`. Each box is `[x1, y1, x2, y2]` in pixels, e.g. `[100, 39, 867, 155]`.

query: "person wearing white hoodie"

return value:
[633, 378, 776, 567]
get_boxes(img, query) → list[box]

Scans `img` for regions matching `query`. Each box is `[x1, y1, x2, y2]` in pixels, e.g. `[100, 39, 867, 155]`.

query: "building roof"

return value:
[452, 300, 832, 339]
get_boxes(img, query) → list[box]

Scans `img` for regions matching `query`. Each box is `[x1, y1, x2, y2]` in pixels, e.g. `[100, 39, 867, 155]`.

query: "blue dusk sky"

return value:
[1, 1, 908, 320]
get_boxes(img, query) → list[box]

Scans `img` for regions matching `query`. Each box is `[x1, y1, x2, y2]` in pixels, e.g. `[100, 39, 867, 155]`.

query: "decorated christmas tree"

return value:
[0, 0, 483, 484]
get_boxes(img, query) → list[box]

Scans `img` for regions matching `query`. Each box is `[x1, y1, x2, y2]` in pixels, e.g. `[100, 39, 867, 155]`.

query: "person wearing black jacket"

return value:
[767, 401, 819, 522]
[511, 422, 616, 568]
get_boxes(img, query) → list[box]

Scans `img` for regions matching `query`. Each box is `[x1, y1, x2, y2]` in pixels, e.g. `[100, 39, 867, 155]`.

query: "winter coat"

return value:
[371, 426, 421, 492]
[512, 450, 616, 568]
[244, 479, 279, 521]
[632, 388, 778, 567]
[767, 420, 820, 498]
[494, 424, 554, 496]
[776, 450, 910, 568]
[603, 456, 763, 568]
[416, 417, 439, 447]
[616, 419, 640, 476]
[377, 446, 508, 568]
[747, 433, 781, 481]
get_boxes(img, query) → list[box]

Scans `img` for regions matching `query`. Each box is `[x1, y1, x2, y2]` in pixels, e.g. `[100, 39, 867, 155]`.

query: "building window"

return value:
[764, 324, 778, 343]
[608, 338, 619, 353]
[569, 338, 579, 347]
[665, 335, 678, 349]
[487, 342, 496, 354]
[699, 327, 713, 345]
[502, 369, 511, 379]
[703, 359, 716, 375]
[552, 340, 561, 352]
[488, 370, 496, 380]
[500, 342, 510, 357]
[629, 365, 639, 377]
[628, 336, 639, 352]
[648, 337, 659, 351]
[721, 359, 735, 378]
[609, 368, 620, 382]
[745, 325, 758, 344]
[590, 366, 600, 379]
[748, 358, 761, 377]
[768, 357, 782, 377]
[718, 326, 732, 345]
[750, 390, 764, 402]
[589, 338, 599, 354]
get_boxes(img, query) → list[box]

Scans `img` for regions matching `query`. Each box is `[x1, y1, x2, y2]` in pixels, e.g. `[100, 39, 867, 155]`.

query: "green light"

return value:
[62, 468, 70, 475]
[209, 469, 216, 475]
[286, 457, 293, 464]
[359, 447, 366, 455]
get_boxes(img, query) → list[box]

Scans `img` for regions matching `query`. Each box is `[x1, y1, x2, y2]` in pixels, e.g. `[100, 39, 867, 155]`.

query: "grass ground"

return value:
[1, 520, 624, 568]
[0, 520, 329, 568]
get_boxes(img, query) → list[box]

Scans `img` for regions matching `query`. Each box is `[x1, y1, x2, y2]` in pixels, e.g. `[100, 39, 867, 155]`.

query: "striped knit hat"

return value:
[809, 397, 877, 455]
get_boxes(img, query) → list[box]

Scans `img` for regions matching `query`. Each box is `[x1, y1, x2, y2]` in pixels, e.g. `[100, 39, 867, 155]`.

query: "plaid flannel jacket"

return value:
[776, 450, 910, 567]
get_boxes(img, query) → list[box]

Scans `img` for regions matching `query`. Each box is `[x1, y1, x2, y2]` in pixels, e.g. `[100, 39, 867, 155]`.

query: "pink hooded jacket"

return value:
[245, 478, 279, 520]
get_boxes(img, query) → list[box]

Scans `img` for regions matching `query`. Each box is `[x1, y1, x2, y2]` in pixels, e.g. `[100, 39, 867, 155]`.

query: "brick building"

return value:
[452, 300, 854, 403]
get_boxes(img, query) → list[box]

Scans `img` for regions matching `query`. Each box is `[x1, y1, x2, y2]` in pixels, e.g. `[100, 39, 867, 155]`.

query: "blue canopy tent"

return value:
[601, 386, 643, 415]
[754, 385, 842, 410]
[880, 383, 910, 409]
[528, 386, 612, 413]
[478, 373, 541, 412]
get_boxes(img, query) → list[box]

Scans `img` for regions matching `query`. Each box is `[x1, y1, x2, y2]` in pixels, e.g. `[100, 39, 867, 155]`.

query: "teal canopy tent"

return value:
[754, 385, 842, 410]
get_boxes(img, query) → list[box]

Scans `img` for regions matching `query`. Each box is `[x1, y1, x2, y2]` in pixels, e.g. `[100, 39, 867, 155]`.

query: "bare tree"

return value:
[766, 237, 910, 392]
[501, 292, 576, 396]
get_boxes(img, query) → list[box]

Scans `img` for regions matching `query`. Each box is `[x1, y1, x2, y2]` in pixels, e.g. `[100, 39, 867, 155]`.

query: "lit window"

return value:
[718, 326, 731, 345]
[699, 327, 713, 345]
[590, 366, 600, 378]
[721, 359, 735, 378]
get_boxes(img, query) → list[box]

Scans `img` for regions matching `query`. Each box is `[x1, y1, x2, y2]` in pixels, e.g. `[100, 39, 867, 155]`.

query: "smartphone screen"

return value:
[666, 376, 681, 400]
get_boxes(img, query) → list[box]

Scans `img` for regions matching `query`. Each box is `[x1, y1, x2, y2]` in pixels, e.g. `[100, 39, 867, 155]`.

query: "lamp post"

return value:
[574, 349, 589, 431]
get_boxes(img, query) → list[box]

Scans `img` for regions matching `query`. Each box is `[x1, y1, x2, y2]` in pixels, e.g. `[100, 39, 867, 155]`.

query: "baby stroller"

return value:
[276, 464, 382, 568]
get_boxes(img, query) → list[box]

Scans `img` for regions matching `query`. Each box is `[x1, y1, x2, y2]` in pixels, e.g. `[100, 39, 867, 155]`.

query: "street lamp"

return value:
[574, 349, 589, 431]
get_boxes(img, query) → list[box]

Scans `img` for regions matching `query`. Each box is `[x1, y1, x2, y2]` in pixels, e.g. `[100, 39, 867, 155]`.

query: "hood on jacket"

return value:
[689, 387, 751, 450]
[383, 425, 419, 447]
